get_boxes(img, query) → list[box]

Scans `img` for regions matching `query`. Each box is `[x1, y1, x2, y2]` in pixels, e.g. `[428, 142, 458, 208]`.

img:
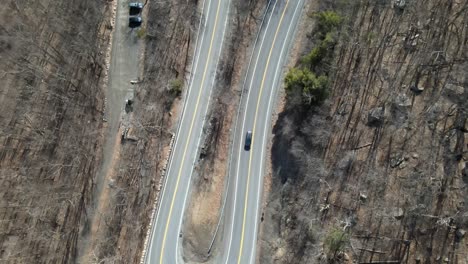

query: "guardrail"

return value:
[140, 132, 175, 264]
[139, 0, 207, 262]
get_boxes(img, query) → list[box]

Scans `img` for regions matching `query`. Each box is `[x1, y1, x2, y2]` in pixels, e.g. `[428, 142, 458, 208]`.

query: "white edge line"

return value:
[249, 0, 304, 263]
[210, 0, 274, 258]
[175, 0, 232, 261]
[224, 0, 279, 263]
[143, 0, 208, 262]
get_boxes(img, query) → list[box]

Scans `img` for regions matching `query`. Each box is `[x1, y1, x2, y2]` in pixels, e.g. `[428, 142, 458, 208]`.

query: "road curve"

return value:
[143, 0, 230, 262]
[143, 0, 304, 263]
[221, 0, 304, 263]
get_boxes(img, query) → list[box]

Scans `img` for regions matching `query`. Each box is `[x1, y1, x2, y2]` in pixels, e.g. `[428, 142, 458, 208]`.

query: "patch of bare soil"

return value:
[261, 0, 468, 263]
[181, 0, 268, 261]
[82, 0, 200, 262]
[0, 0, 112, 262]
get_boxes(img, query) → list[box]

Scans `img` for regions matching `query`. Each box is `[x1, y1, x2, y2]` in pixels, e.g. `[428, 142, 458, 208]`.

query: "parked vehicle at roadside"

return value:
[129, 16, 142, 28]
[129, 2, 143, 15]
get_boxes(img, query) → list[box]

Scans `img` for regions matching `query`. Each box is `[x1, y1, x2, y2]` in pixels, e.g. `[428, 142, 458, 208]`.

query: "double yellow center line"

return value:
[159, 0, 222, 263]
[237, 1, 290, 263]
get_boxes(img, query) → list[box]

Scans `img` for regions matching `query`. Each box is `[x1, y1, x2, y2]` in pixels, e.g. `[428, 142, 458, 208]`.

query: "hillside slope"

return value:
[0, 0, 112, 262]
[260, 0, 468, 263]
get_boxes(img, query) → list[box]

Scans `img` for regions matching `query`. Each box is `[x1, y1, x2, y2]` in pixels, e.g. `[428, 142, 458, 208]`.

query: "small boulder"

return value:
[410, 85, 424, 94]
[445, 84, 465, 96]
[462, 162, 468, 184]
[390, 153, 405, 168]
[393, 207, 404, 220]
[108, 178, 115, 188]
[394, 0, 407, 9]
[456, 229, 466, 240]
[360, 192, 368, 202]
[125, 99, 134, 113]
[394, 93, 412, 108]
[391, 94, 411, 126]
[367, 107, 385, 127]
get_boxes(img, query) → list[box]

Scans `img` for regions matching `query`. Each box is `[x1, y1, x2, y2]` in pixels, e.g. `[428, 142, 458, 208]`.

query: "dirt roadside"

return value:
[79, 0, 202, 262]
[76, 0, 142, 261]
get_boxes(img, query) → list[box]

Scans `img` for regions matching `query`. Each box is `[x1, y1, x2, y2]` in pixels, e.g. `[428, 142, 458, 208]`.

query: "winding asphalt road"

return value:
[144, 0, 230, 262]
[143, 0, 304, 263]
[221, 0, 304, 263]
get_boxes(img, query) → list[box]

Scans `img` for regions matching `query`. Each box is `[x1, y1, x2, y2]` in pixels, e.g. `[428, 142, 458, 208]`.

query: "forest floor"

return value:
[260, 0, 468, 263]
[0, 0, 198, 262]
[0, 0, 112, 262]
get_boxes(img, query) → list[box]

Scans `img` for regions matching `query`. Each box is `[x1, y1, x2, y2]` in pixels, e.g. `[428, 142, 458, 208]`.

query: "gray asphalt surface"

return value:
[144, 0, 304, 263]
[221, 0, 304, 263]
[144, 0, 230, 262]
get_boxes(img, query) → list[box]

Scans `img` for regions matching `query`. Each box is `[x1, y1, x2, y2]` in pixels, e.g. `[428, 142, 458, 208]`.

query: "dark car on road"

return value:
[244, 131, 252, 151]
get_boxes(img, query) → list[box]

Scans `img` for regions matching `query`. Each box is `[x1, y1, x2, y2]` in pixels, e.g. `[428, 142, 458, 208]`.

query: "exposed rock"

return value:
[108, 178, 115, 188]
[462, 162, 468, 184]
[125, 99, 134, 113]
[320, 204, 330, 212]
[456, 229, 466, 240]
[394, 0, 407, 9]
[410, 85, 424, 94]
[403, 29, 421, 50]
[393, 208, 404, 220]
[444, 84, 466, 104]
[392, 94, 411, 126]
[394, 93, 412, 108]
[122, 126, 138, 142]
[390, 153, 405, 168]
[367, 107, 385, 127]
[359, 192, 368, 202]
[446, 84, 465, 95]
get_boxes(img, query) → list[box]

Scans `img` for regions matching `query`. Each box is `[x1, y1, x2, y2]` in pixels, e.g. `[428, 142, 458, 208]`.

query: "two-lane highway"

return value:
[143, 0, 230, 262]
[143, 0, 304, 263]
[222, 0, 304, 263]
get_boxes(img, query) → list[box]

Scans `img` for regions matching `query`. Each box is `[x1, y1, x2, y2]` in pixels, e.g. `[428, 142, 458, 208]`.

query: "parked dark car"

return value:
[129, 2, 143, 16]
[244, 131, 252, 151]
[129, 16, 142, 28]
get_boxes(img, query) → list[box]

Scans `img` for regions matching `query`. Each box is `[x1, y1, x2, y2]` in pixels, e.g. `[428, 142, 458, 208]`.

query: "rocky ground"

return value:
[260, 0, 468, 263]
